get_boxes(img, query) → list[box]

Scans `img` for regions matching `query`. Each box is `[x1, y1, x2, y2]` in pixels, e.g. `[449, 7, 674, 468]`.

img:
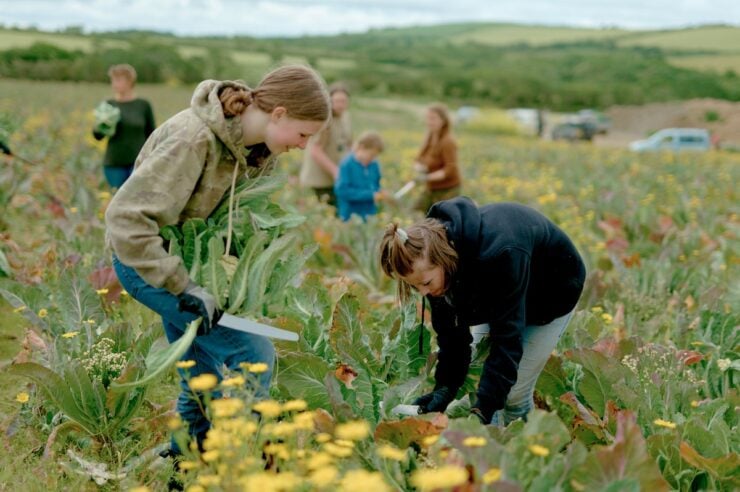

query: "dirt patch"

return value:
[597, 98, 740, 148]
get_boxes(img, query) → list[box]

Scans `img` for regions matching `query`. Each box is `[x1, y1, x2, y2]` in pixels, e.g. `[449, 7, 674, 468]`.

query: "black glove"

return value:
[413, 386, 454, 414]
[178, 282, 218, 335]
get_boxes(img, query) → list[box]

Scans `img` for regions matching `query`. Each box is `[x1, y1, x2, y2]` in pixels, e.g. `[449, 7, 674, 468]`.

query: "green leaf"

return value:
[110, 320, 199, 391]
[328, 294, 381, 374]
[0, 248, 10, 277]
[265, 244, 318, 305]
[4, 362, 98, 435]
[573, 410, 670, 491]
[203, 236, 228, 310]
[244, 234, 297, 313]
[276, 352, 333, 410]
[679, 441, 739, 487]
[182, 219, 206, 271]
[536, 354, 569, 399]
[567, 347, 629, 417]
[227, 232, 267, 313]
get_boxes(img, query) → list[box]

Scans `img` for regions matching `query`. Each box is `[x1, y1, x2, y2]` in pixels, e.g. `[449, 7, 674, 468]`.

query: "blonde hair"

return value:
[356, 131, 384, 152]
[107, 64, 137, 84]
[218, 64, 331, 120]
[379, 219, 458, 302]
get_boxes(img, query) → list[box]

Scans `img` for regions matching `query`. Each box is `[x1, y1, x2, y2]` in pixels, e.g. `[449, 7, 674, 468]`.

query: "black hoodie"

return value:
[426, 197, 586, 418]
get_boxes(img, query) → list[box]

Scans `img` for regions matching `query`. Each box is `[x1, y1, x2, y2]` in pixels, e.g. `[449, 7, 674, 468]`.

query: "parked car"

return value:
[551, 121, 597, 142]
[577, 109, 611, 135]
[629, 128, 711, 152]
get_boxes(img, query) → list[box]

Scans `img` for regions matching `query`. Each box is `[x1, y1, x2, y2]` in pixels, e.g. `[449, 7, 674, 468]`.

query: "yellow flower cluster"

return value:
[411, 465, 468, 491]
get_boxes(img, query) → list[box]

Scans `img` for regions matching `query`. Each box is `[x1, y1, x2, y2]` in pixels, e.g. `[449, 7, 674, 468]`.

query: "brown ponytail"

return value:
[218, 85, 254, 118]
[379, 219, 458, 302]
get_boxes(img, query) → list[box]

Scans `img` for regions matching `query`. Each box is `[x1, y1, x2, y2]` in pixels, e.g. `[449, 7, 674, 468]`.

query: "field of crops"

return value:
[0, 79, 737, 491]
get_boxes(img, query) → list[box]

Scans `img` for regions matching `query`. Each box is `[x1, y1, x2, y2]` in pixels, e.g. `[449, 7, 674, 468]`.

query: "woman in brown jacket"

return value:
[413, 103, 461, 213]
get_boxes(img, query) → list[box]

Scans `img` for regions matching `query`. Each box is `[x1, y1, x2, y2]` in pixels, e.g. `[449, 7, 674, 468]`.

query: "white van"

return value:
[629, 128, 711, 152]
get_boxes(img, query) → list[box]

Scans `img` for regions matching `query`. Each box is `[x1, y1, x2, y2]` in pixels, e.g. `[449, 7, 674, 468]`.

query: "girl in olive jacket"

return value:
[106, 65, 330, 454]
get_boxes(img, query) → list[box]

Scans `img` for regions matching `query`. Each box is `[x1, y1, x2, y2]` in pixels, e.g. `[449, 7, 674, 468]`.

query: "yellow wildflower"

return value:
[411, 466, 468, 491]
[178, 460, 199, 471]
[61, 331, 79, 339]
[654, 419, 677, 429]
[315, 432, 332, 443]
[210, 398, 244, 418]
[198, 474, 220, 486]
[338, 469, 391, 492]
[98, 191, 111, 200]
[310, 466, 338, 487]
[263, 443, 289, 460]
[201, 450, 219, 462]
[421, 435, 439, 447]
[176, 360, 196, 369]
[306, 451, 334, 470]
[252, 400, 282, 418]
[282, 399, 308, 412]
[96, 288, 109, 295]
[221, 375, 246, 387]
[335, 420, 370, 441]
[167, 416, 182, 430]
[15, 392, 30, 403]
[462, 436, 487, 447]
[529, 444, 550, 457]
[12, 306, 26, 313]
[601, 313, 613, 324]
[188, 374, 218, 392]
[376, 444, 406, 461]
[292, 410, 315, 430]
[690, 400, 700, 408]
[37, 308, 48, 318]
[240, 362, 269, 373]
[482, 467, 502, 484]
[323, 441, 353, 458]
[590, 306, 603, 314]
[334, 439, 355, 449]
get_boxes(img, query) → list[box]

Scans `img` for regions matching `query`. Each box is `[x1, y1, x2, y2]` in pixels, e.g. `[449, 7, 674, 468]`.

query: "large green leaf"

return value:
[227, 232, 267, 313]
[110, 320, 199, 391]
[210, 174, 287, 222]
[203, 236, 229, 310]
[0, 248, 10, 277]
[679, 441, 739, 487]
[4, 362, 99, 435]
[276, 352, 333, 410]
[572, 410, 670, 491]
[244, 234, 296, 313]
[182, 218, 207, 271]
[536, 354, 569, 399]
[265, 244, 318, 306]
[566, 347, 629, 417]
[328, 294, 381, 374]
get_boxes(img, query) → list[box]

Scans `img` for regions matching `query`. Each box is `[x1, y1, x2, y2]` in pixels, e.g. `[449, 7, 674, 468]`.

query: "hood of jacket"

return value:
[427, 196, 483, 263]
[190, 79, 248, 166]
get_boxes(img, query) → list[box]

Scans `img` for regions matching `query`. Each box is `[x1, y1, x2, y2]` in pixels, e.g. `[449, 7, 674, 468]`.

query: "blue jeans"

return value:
[471, 310, 574, 426]
[112, 256, 275, 453]
[103, 165, 134, 188]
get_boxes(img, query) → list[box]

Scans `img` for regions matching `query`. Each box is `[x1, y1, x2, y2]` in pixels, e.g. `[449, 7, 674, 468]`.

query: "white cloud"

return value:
[0, 0, 738, 36]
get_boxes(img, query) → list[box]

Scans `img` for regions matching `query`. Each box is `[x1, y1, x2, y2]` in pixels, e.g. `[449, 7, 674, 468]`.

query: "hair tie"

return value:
[395, 228, 408, 244]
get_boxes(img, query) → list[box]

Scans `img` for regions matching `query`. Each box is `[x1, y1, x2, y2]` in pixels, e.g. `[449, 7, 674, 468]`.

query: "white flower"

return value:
[716, 358, 731, 372]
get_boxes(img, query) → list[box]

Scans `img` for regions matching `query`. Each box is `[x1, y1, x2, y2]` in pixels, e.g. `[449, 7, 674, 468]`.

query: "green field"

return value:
[0, 78, 737, 491]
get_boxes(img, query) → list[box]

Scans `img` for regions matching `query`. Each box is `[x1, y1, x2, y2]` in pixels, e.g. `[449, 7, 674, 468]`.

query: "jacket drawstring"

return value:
[419, 296, 426, 355]
[223, 160, 240, 256]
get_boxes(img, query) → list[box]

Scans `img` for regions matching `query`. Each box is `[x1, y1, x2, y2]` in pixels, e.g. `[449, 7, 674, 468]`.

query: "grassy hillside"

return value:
[1, 23, 739, 110]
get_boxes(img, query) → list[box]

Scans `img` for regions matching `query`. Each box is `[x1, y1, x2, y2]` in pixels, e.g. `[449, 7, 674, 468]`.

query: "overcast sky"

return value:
[2, 0, 739, 37]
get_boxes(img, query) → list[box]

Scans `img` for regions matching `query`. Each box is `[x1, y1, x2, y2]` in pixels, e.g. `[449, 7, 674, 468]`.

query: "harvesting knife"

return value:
[218, 313, 299, 341]
[393, 181, 416, 199]
[391, 404, 422, 416]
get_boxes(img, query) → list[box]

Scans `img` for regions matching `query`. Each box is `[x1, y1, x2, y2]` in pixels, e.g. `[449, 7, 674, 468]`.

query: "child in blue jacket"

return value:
[334, 131, 388, 221]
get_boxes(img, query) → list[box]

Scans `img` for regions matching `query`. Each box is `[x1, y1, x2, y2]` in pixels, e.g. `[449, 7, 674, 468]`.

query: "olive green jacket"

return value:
[106, 80, 259, 295]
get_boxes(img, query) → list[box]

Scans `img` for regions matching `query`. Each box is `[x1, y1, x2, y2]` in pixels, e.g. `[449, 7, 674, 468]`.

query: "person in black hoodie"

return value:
[379, 196, 586, 425]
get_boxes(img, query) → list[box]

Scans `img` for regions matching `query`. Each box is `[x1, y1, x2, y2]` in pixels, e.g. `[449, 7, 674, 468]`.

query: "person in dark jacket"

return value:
[93, 64, 156, 189]
[379, 196, 586, 425]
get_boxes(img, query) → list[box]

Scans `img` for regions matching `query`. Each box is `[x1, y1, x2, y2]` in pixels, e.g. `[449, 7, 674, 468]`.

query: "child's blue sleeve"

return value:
[335, 162, 376, 202]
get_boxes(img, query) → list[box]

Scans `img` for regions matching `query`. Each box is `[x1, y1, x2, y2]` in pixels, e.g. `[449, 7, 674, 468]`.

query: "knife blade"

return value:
[393, 180, 416, 199]
[217, 313, 299, 341]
